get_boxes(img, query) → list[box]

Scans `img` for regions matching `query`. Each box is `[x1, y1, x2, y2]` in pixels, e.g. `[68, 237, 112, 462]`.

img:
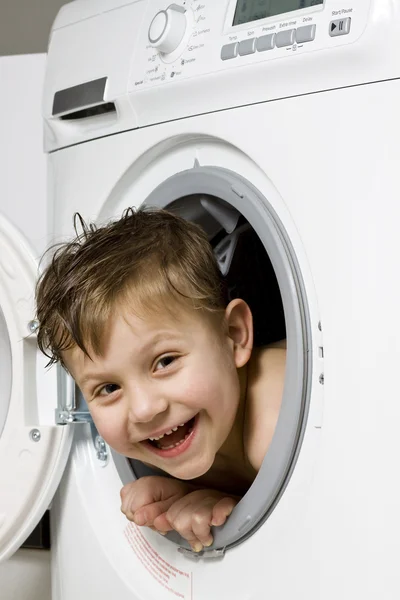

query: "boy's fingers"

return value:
[120, 486, 129, 501]
[192, 525, 213, 548]
[166, 498, 215, 551]
[153, 512, 174, 533]
[120, 487, 135, 514]
[165, 510, 203, 551]
[121, 488, 149, 518]
[191, 500, 216, 547]
[181, 529, 203, 553]
[210, 497, 236, 527]
[133, 496, 182, 527]
[121, 493, 136, 520]
[120, 476, 190, 517]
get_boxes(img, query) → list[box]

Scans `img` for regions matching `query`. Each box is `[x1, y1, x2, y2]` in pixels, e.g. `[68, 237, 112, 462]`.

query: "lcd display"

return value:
[233, 0, 324, 26]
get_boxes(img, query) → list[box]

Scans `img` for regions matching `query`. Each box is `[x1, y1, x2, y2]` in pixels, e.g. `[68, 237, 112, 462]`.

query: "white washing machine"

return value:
[0, 53, 73, 570]
[3, 0, 400, 599]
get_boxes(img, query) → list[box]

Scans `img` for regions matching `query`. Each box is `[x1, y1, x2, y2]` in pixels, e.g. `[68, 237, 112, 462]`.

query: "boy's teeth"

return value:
[156, 431, 192, 450]
[149, 422, 187, 441]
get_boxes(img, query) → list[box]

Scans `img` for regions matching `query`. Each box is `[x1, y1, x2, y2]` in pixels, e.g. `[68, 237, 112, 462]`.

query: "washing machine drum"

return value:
[213, 220, 286, 347]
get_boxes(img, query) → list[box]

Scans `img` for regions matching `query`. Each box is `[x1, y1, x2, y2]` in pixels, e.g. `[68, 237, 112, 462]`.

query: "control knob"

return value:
[148, 5, 187, 54]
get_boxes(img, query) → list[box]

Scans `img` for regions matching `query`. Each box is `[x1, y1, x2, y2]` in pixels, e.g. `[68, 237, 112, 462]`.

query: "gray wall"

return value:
[0, 0, 68, 55]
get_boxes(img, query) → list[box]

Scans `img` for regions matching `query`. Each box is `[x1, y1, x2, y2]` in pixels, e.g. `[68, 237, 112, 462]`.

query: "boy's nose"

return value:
[126, 386, 168, 424]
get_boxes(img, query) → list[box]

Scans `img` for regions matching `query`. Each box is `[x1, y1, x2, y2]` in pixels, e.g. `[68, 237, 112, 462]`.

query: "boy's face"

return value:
[63, 302, 250, 480]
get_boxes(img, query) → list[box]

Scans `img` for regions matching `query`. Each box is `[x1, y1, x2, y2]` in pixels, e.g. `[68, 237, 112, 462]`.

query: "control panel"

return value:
[43, 0, 387, 149]
[129, 0, 371, 91]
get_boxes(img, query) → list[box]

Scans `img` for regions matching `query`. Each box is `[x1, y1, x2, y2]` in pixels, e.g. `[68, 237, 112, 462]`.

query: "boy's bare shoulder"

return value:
[243, 340, 287, 472]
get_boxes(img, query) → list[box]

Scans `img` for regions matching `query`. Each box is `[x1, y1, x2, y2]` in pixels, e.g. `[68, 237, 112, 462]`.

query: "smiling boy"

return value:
[35, 207, 286, 552]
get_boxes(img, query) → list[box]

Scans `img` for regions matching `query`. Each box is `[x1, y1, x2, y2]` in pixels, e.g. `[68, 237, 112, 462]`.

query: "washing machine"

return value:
[0, 53, 73, 564]
[3, 0, 400, 598]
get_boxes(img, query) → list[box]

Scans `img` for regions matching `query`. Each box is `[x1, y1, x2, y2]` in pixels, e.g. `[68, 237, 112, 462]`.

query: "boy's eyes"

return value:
[154, 354, 177, 371]
[94, 355, 178, 397]
[97, 383, 120, 397]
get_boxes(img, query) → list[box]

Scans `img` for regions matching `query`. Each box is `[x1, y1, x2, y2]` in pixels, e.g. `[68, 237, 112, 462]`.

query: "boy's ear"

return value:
[225, 299, 253, 368]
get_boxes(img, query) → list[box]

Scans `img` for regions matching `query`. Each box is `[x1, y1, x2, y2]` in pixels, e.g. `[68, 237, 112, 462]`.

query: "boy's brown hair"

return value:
[35, 207, 228, 367]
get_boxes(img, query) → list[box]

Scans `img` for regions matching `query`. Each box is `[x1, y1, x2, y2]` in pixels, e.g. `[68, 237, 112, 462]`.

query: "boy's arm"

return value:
[120, 475, 237, 552]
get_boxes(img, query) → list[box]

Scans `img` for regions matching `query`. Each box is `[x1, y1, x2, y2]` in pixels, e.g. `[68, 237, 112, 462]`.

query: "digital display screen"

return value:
[233, 0, 324, 26]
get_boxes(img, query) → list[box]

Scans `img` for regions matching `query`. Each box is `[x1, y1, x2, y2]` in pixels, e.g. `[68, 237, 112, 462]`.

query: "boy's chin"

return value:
[166, 459, 214, 481]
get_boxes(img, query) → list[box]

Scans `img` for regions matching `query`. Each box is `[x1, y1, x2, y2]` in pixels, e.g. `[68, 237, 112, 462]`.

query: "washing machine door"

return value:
[0, 213, 73, 562]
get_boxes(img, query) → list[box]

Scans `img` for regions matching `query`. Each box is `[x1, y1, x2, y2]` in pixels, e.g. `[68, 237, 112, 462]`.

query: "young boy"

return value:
[35, 207, 286, 553]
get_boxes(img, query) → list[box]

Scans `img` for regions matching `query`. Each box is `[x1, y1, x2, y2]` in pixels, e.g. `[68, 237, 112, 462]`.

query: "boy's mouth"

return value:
[147, 417, 196, 450]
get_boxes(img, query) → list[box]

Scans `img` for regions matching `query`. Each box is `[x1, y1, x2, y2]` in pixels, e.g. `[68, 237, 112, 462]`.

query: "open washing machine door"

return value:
[0, 213, 73, 562]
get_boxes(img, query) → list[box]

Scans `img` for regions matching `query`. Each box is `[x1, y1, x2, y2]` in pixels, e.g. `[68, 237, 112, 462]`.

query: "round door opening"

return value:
[113, 165, 312, 554]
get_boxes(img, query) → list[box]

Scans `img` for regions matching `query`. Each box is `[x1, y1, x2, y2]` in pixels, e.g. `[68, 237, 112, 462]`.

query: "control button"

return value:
[256, 33, 275, 52]
[295, 24, 316, 44]
[221, 42, 239, 60]
[238, 38, 256, 56]
[329, 17, 351, 37]
[148, 5, 187, 54]
[149, 12, 167, 43]
[275, 29, 296, 48]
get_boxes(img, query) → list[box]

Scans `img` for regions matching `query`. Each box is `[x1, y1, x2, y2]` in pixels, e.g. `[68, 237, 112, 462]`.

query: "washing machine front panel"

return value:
[41, 0, 400, 151]
[47, 115, 323, 599]
[47, 78, 400, 598]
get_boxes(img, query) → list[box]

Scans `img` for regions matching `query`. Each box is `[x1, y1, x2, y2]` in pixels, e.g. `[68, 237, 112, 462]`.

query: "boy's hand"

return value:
[120, 476, 191, 528]
[120, 476, 237, 552]
[153, 488, 237, 552]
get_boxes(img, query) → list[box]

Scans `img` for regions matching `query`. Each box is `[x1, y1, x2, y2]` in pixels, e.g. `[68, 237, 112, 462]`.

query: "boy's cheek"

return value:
[90, 416, 149, 462]
[90, 411, 128, 451]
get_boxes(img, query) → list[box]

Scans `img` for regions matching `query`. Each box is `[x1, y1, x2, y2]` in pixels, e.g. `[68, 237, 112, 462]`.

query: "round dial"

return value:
[148, 5, 187, 55]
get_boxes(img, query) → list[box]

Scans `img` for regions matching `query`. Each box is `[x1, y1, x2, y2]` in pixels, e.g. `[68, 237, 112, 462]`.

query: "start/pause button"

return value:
[329, 17, 351, 37]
